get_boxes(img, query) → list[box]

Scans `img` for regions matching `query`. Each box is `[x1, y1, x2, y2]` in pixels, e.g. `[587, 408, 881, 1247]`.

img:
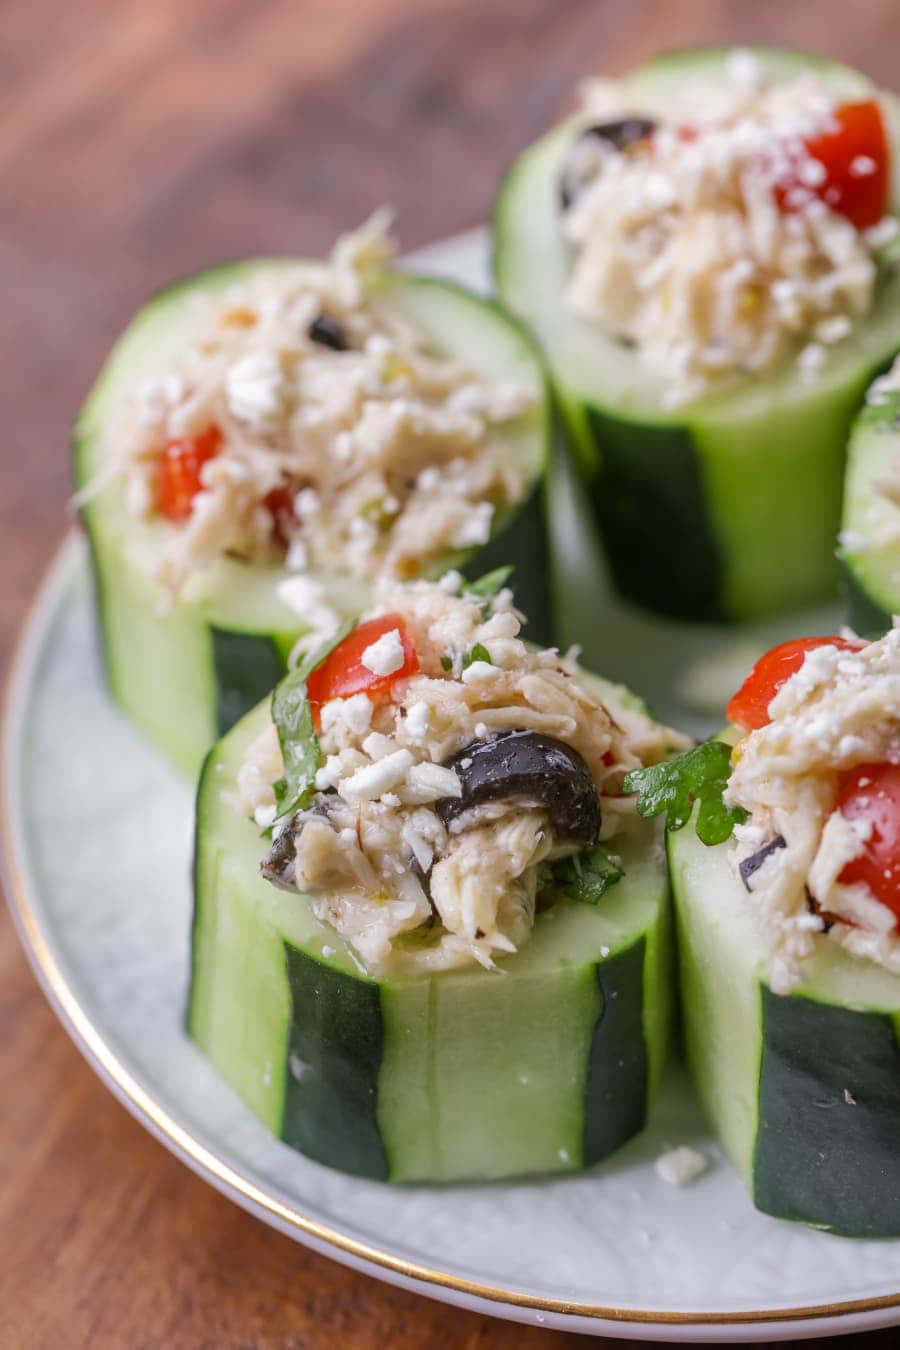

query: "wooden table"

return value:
[3, 2, 900, 1345]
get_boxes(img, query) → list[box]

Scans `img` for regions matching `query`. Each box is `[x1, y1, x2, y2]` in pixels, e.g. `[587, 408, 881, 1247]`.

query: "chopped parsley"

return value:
[270, 620, 356, 827]
[544, 844, 625, 906]
[464, 566, 513, 617]
[463, 643, 491, 669]
[622, 740, 746, 846]
[440, 655, 453, 672]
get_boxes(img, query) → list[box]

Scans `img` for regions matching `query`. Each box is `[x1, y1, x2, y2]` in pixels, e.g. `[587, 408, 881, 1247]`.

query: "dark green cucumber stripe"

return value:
[281, 944, 388, 1179]
[211, 628, 287, 736]
[585, 409, 723, 622]
[839, 558, 894, 639]
[583, 938, 648, 1163]
[754, 986, 900, 1237]
[461, 483, 553, 646]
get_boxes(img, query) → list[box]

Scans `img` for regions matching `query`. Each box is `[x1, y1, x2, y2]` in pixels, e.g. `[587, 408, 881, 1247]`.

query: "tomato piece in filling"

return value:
[836, 762, 900, 925]
[774, 100, 889, 231]
[726, 635, 866, 731]
[306, 615, 419, 723]
[156, 426, 222, 520]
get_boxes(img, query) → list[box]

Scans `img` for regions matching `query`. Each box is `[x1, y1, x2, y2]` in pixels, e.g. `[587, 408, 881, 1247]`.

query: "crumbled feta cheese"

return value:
[461, 660, 503, 684]
[453, 501, 494, 548]
[401, 762, 463, 804]
[225, 351, 286, 432]
[655, 1146, 708, 1186]
[725, 47, 761, 89]
[360, 627, 405, 677]
[294, 487, 321, 518]
[814, 315, 852, 344]
[865, 216, 900, 248]
[404, 701, 430, 739]
[254, 803, 277, 829]
[362, 731, 398, 760]
[320, 693, 373, 738]
[338, 749, 414, 803]
[276, 575, 339, 634]
[797, 342, 826, 376]
[285, 537, 308, 572]
[850, 155, 877, 177]
[436, 569, 463, 593]
[314, 754, 345, 791]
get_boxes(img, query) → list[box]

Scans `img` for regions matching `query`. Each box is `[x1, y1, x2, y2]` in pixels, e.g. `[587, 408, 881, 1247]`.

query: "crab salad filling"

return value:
[727, 625, 900, 991]
[98, 213, 534, 596]
[231, 576, 686, 976]
[559, 50, 898, 406]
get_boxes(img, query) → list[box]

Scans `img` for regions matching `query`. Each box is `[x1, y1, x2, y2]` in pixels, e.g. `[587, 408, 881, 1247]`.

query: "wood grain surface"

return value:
[3, 2, 900, 1346]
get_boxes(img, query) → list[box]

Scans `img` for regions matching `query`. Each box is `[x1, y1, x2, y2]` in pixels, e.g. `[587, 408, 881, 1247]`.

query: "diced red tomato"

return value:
[155, 426, 222, 520]
[306, 614, 418, 722]
[726, 635, 867, 731]
[836, 763, 900, 924]
[774, 100, 889, 231]
[264, 483, 297, 547]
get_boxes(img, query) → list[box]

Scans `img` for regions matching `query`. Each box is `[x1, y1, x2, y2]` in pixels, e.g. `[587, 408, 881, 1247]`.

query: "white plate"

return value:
[3, 232, 900, 1343]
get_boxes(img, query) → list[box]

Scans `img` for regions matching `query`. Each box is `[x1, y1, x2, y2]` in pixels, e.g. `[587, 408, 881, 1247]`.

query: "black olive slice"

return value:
[558, 117, 656, 210]
[435, 731, 600, 846]
[260, 815, 298, 891]
[739, 834, 786, 892]
[308, 313, 348, 351]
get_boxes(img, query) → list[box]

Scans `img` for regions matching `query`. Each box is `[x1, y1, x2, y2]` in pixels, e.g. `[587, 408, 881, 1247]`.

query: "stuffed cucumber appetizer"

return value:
[189, 573, 686, 1182]
[630, 627, 900, 1235]
[841, 358, 900, 635]
[74, 214, 551, 778]
[495, 46, 900, 622]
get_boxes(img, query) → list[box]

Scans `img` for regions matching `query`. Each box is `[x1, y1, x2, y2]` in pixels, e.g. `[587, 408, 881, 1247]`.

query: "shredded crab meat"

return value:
[563, 57, 896, 406]
[726, 626, 900, 991]
[234, 578, 687, 976]
[100, 212, 533, 595]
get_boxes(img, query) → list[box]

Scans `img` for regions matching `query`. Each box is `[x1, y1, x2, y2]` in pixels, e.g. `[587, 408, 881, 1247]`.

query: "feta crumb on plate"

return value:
[655, 1146, 709, 1187]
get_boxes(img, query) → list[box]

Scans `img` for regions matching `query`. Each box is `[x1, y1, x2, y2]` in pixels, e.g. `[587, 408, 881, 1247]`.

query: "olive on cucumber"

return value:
[494, 46, 900, 623]
[188, 677, 673, 1184]
[74, 265, 551, 780]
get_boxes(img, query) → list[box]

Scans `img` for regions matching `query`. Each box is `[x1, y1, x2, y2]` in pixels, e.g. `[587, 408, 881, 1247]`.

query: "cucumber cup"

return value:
[188, 579, 678, 1184]
[74, 259, 551, 780]
[669, 817, 900, 1237]
[494, 46, 900, 623]
[636, 625, 900, 1237]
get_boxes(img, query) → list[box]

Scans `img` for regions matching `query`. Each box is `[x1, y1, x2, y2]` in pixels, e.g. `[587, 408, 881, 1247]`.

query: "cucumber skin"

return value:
[585, 409, 723, 621]
[840, 556, 894, 638]
[755, 987, 900, 1237]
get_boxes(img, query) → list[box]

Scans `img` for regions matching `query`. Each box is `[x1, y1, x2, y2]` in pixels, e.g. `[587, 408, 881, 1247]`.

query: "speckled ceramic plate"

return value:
[4, 233, 900, 1342]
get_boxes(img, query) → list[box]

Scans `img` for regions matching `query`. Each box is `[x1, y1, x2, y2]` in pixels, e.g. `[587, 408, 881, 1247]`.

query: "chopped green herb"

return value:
[270, 621, 356, 826]
[464, 566, 513, 617]
[440, 655, 453, 671]
[622, 740, 746, 846]
[545, 844, 625, 906]
[463, 643, 491, 669]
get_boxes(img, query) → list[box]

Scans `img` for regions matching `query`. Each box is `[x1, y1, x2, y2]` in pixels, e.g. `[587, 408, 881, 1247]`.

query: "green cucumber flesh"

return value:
[668, 815, 900, 1237]
[493, 47, 900, 622]
[840, 387, 900, 634]
[74, 265, 551, 779]
[188, 678, 672, 1183]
